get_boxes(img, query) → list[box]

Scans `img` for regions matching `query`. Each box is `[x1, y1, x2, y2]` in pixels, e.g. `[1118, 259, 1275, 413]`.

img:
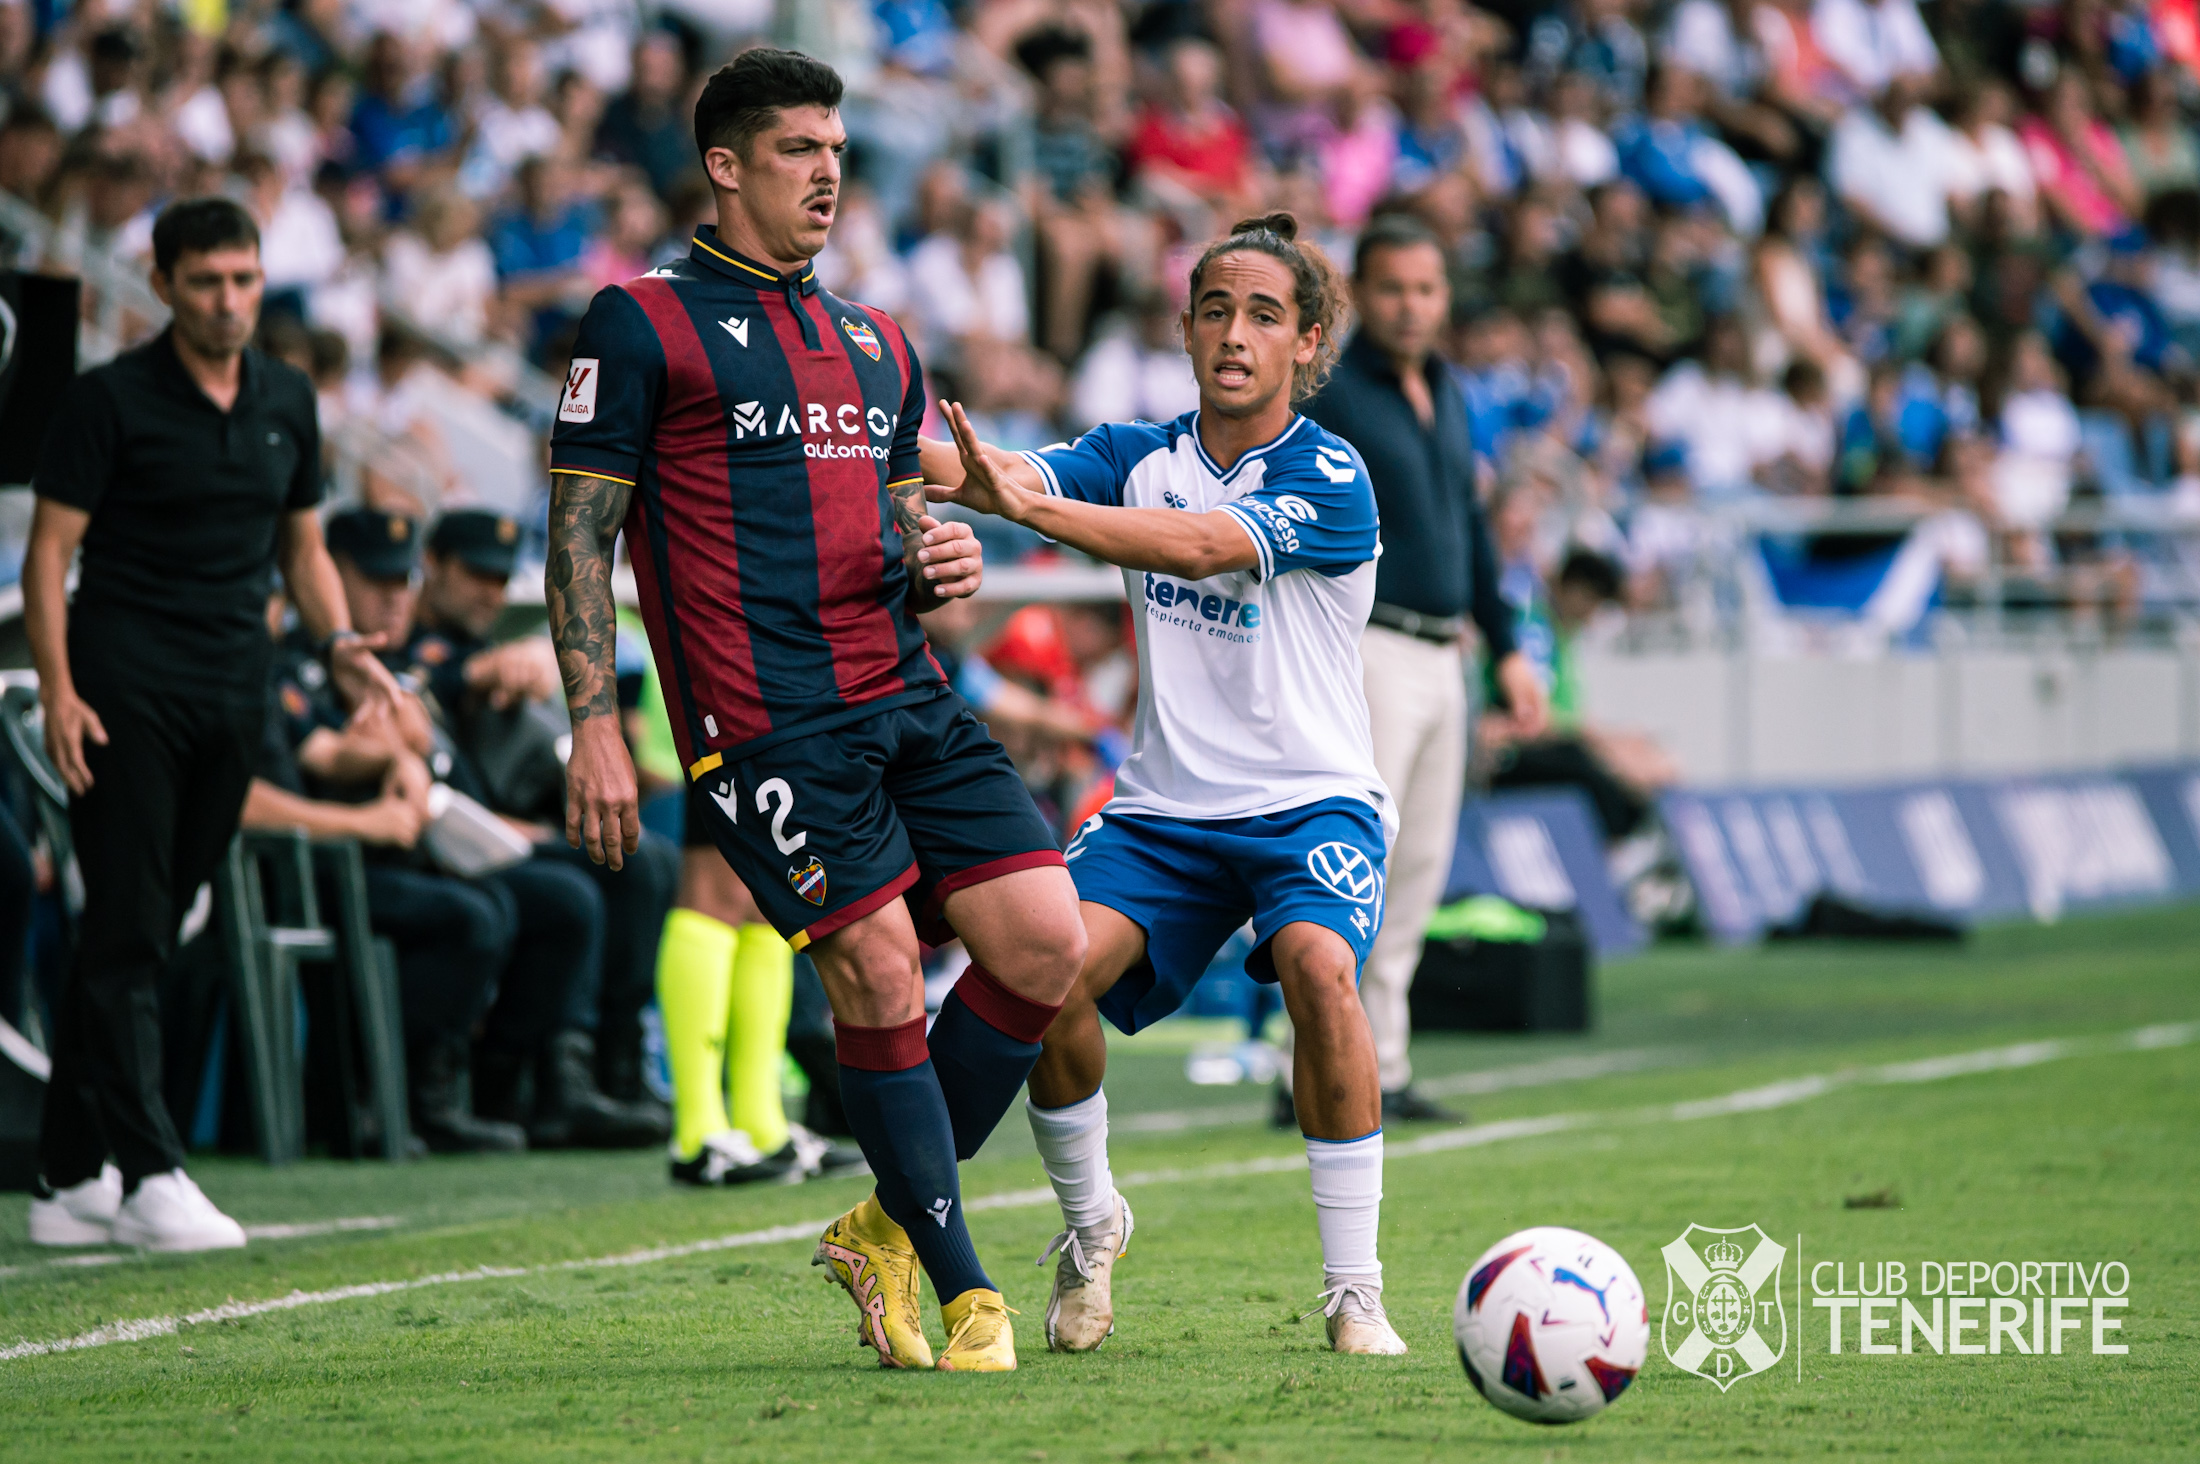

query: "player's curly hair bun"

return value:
[1187, 211, 1346, 403]
[1232, 211, 1299, 241]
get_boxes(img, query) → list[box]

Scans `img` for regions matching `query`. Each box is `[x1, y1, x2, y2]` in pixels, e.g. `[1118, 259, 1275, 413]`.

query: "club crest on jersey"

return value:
[841, 316, 882, 361]
[789, 856, 828, 906]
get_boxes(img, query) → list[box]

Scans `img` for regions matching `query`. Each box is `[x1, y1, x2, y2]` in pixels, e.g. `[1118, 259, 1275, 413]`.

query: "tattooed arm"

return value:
[891, 474, 987, 614]
[547, 469, 641, 869]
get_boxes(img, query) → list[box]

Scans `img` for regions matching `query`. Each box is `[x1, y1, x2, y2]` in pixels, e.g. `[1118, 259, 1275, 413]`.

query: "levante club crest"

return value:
[1661, 1224, 1787, 1392]
[788, 857, 827, 906]
[841, 316, 882, 361]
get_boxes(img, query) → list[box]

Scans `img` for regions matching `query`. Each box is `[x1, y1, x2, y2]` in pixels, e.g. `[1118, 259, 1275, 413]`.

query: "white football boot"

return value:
[1039, 1189, 1134, 1352]
[111, 1170, 247, 1252]
[27, 1163, 123, 1246]
[1306, 1279, 1409, 1355]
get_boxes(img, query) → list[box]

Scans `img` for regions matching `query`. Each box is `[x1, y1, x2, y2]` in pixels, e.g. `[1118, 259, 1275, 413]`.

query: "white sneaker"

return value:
[1305, 1279, 1409, 1355]
[27, 1163, 123, 1246]
[110, 1170, 248, 1252]
[1040, 1189, 1134, 1352]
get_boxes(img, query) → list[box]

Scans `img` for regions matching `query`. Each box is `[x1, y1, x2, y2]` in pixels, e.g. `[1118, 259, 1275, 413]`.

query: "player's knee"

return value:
[1274, 927, 1360, 1009]
[813, 918, 921, 1015]
[982, 901, 1087, 996]
[1020, 908, 1089, 996]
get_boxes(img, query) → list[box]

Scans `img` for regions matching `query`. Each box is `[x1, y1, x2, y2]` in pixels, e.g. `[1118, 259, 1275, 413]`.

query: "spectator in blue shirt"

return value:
[349, 33, 452, 190]
[490, 156, 598, 351]
[1614, 65, 1714, 211]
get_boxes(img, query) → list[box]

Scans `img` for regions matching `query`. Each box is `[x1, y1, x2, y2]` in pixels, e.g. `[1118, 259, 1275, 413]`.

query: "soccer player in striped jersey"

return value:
[546, 49, 1086, 1373]
[923, 214, 1408, 1356]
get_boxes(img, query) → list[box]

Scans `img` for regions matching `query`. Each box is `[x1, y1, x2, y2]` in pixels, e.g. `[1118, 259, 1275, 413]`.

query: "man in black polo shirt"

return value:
[1300, 215, 1549, 1123]
[21, 198, 397, 1250]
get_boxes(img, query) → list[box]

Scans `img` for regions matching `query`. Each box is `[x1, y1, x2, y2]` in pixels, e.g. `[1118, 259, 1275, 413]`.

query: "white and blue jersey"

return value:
[1025, 411, 1392, 1033]
[1020, 410, 1391, 830]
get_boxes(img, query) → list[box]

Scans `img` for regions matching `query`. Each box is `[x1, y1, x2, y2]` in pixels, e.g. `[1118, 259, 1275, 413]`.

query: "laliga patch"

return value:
[788, 856, 828, 906]
[841, 316, 882, 361]
[559, 357, 599, 422]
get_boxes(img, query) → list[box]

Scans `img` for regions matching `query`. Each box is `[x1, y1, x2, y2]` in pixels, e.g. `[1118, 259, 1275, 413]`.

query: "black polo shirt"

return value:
[1301, 330, 1516, 659]
[34, 329, 323, 702]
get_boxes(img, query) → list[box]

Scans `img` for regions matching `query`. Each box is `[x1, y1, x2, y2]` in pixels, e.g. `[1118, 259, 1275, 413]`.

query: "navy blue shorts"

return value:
[1064, 797, 1388, 1035]
[686, 691, 1063, 951]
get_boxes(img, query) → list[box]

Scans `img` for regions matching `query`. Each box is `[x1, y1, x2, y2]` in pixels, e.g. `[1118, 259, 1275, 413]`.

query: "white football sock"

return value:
[1306, 1130, 1384, 1286]
[1026, 1089, 1117, 1236]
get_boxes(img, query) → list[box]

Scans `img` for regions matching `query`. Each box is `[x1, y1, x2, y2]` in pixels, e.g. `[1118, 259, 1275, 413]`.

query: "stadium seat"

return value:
[306, 838, 413, 1163]
[215, 832, 336, 1166]
[0, 680, 77, 946]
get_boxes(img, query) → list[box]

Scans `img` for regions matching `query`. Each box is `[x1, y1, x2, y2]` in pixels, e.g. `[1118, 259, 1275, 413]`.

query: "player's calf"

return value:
[1274, 923, 1404, 1355]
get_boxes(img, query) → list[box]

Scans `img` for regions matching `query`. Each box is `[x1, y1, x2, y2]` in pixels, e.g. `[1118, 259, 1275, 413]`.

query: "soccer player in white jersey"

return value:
[920, 213, 1407, 1356]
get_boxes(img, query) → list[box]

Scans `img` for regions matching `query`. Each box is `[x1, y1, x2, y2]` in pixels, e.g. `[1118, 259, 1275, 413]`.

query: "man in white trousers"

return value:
[1297, 215, 1547, 1124]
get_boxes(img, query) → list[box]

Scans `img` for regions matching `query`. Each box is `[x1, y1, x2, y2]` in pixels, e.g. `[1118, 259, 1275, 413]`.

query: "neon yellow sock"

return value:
[657, 908, 737, 1160]
[726, 923, 794, 1156]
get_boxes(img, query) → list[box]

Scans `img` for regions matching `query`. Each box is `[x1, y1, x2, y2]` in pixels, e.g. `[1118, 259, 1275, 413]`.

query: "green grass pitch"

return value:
[2, 904, 2196, 1461]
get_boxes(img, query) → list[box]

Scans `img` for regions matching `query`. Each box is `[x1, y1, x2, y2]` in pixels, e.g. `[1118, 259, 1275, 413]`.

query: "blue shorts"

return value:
[1064, 797, 1387, 1035]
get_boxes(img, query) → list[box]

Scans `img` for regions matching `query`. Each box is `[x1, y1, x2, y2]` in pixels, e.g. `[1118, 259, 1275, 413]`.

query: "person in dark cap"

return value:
[244, 566, 526, 1155]
[407, 506, 677, 1146]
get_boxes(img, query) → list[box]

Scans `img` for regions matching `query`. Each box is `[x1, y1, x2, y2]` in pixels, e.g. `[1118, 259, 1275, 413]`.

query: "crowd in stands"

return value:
[8, 0, 2200, 1152]
[0, 0, 2193, 641]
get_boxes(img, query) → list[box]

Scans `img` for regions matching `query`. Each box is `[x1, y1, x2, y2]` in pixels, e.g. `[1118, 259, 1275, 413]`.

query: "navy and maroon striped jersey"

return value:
[550, 226, 944, 777]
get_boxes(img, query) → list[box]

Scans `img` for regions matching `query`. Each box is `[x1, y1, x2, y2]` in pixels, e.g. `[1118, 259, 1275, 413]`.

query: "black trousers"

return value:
[40, 686, 259, 1189]
[478, 855, 601, 1057]
[361, 864, 510, 1048]
[531, 832, 677, 1039]
[1490, 735, 1651, 841]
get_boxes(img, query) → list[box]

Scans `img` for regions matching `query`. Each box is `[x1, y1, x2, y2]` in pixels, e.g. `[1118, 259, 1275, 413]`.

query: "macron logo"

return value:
[1314, 446, 1357, 485]
[709, 779, 738, 824]
[732, 401, 767, 437]
[928, 1197, 953, 1228]
[720, 316, 749, 346]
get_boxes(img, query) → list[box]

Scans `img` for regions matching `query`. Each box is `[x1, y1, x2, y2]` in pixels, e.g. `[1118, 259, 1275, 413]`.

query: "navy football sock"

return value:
[929, 964, 1059, 1161]
[836, 1018, 993, 1301]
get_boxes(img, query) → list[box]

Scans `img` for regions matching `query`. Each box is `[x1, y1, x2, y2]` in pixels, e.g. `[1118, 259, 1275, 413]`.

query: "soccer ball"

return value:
[1454, 1226, 1649, 1424]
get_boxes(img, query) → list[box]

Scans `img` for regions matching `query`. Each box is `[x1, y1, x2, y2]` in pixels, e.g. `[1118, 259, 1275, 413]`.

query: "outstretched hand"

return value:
[926, 401, 1031, 524]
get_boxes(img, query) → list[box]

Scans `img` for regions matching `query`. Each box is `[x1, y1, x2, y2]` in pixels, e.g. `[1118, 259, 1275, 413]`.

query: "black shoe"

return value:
[594, 1020, 650, 1102]
[532, 1031, 671, 1150]
[470, 1044, 532, 1127]
[407, 1040, 526, 1154]
[1270, 1083, 1297, 1130]
[1381, 1085, 1463, 1124]
[787, 1122, 869, 1178]
[670, 1130, 801, 1186]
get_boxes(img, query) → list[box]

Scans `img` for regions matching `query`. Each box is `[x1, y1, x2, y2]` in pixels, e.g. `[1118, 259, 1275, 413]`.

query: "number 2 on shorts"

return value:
[755, 777, 807, 855]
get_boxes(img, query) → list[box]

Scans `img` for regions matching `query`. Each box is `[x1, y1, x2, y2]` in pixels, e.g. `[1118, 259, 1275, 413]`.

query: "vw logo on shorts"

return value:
[1307, 841, 1380, 903]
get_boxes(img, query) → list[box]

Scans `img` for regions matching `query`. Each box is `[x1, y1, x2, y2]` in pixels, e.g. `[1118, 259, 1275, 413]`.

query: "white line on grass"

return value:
[0, 1217, 406, 1280]
[1114, 1046, 1683, 1134]
[242, 1217, 405, 1242]
[3, 1020, 2190, 1365]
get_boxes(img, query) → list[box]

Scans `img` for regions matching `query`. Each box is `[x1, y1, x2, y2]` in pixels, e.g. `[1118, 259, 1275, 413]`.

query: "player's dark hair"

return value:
[1013, 25, 1092, 81]
[151, 196, 259, 276]
[1556, 547, 1625, 603]
[1353, 212, 1442, 279]
[1186, 212, 1347, 403]
[693, 47, 844, 164]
